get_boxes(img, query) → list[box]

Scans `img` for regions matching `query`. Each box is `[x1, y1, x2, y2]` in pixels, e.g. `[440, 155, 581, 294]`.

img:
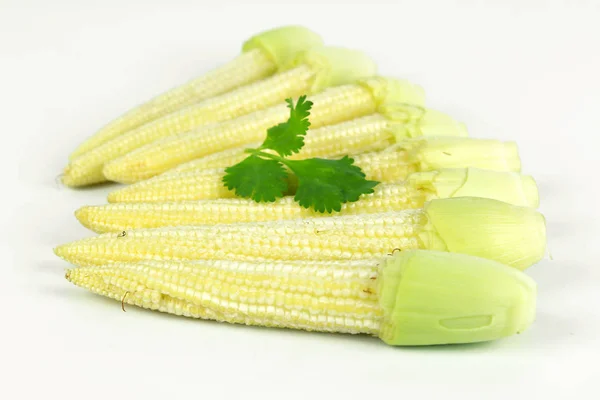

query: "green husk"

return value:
[408, 168, 539, 207]
[284, 46, 378, 92]
[359, 77, 426, 108]
[421, 197, 546, 270]
[399, 137, 522, 172]
[378, 103, 468, 140]
[242, 25, 323, 68]
[378, 250, 537, 346]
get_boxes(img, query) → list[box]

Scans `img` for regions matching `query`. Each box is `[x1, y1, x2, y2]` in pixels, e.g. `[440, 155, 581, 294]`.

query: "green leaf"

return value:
[260, 96, 313, 157]
[287, 156, 379, 213]
[222, 155, 288, 203]
[221, 94, 380, 213]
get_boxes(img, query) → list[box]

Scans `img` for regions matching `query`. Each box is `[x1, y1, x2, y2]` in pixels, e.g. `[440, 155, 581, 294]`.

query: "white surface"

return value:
[2, 0, 600, 398]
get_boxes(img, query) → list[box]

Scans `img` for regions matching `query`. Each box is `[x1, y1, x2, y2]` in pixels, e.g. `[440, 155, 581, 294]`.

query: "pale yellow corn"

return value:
[106, 114, 400, 202]
[100, 77, 425, 184]
[354, 151, 418, 182]
[166, 139, 418, 178]
[68, 25, 323, 159]
[81, 183, 428, 232]
[166, 104, 469, 174]
[58, 210, 428, 266]
[55, 197, 548, 271]
[63, 251, 539, 346]
[168, 114, 398, 174]
[64, 47, 380, 186]
[83, 167, 538, 233]
[169, 144, 264, 174]
[107, 169, 237, 203]
[109, 150, 414, 204]
[65, 268, 228, 322]
[107, 137, 521, 203]
[64, 65, 315, 186]
[106, 114, 402, 203]
[69, 50, 274, 161]
[66, 258, 383, 334]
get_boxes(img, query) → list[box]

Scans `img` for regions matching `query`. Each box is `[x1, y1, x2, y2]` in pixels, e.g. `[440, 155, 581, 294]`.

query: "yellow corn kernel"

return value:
[106, 168, 236, 203]
[66, 258, 383, 334]
[167, 104, 468, 174]
[86, 169, 538, 233]
[69, 26, 323, 160]
[56, 197, 547, 271]
[64, 250, 537, 345]
[107, 137, 521, 203]
[63, 264, 228, 322]
[63, 47, 379, 187]
[99, 77, 426, 184]
[83, 183, 427, 232]
[170, 146, 261, 174]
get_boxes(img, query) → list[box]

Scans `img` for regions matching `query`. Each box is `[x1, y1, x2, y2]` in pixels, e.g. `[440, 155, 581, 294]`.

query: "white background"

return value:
[2, 0, 599, 398]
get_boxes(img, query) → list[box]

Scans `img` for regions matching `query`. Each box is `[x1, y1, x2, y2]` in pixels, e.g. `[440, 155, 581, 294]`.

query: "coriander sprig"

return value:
[222, 96, 379, 213]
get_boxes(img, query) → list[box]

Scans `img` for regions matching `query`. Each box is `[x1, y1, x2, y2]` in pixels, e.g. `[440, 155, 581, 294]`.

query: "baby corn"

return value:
[63, 47, 378, 187]
[65, 250, 536, 345]
[100, 77, 426, 184]
[69, 26, 322, 160]
[166, 104, 468, 175]
[83, 169, 538, 233]
[107, 137, 522, 203]
[56, 197, 547, 271]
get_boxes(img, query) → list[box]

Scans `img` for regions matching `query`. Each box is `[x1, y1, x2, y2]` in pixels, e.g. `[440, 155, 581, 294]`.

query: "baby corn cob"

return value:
[69, 26, 322, 160]
[107, 137, 522, 203]
[165, 104, 468, 175]
[56, 197, 547, 271]
[63, 47, 378, 187]
[83, 169, 539, 233]
[65, 250, 537, 345]
[66, 258, 382, 334]
[100, 77, 426, 184]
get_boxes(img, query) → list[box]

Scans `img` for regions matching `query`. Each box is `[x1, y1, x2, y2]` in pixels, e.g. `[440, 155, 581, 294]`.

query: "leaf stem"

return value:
[250, 149, 287, 164]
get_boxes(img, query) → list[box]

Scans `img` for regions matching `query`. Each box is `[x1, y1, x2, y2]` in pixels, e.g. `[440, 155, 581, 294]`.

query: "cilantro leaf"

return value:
[286, 156, 379, 213]
[222, 94, 380, 213]
[222, 155, 288, 203]
[259, 96, 313, 157]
